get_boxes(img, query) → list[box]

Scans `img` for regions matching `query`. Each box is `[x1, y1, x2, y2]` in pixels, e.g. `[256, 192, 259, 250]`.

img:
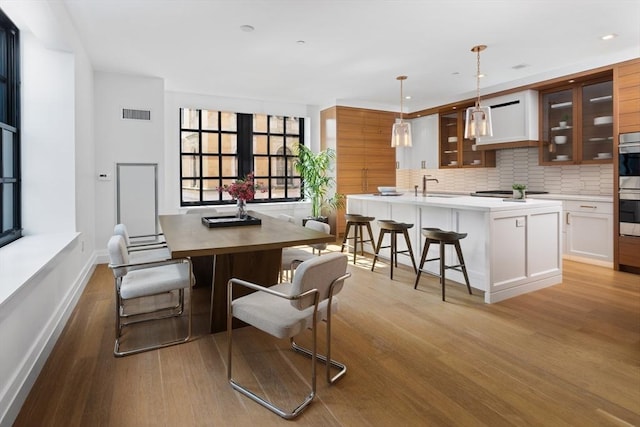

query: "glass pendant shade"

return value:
[391, 75, 412, 147]
[463, 44, 493, 140]
[391, 121, 412, 147]
[464, 105, 493, 139]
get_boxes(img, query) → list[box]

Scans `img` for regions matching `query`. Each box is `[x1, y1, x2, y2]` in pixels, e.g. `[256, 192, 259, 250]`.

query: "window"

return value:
[0, 9, 20, 248]
[179, 108, 303, 206]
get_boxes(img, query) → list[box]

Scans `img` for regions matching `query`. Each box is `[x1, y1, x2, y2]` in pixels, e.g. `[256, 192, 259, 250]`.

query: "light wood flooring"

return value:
[13, 246, 640, 426]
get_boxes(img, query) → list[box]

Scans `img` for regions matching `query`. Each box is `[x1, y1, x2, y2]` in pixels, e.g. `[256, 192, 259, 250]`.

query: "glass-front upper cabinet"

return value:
[541, 87, 574, 164]
[581, 79, 613, 162]
[439, 112, 459, 168]
[539, 75, 613, 165]
[439, 109, 495, 168]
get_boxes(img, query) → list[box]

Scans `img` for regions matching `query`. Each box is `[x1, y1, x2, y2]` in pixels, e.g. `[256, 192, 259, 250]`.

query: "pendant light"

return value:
[391, 75, 412, 147]
[464, 45, 493, 140]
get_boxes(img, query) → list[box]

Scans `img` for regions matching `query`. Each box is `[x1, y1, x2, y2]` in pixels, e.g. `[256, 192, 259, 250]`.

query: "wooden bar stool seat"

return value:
[371, 220, 417, 279]
[414, 227, 473, 301]
[340, 214, 376, 264]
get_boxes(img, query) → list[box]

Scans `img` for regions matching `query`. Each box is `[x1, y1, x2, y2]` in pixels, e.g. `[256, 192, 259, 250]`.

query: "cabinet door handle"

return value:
[365, 169, 369, 191]
[579, 205, 597, 209]
[396, 161, 400, 170]
[361, 169, 365, 192]
[566, 212, 570, 225]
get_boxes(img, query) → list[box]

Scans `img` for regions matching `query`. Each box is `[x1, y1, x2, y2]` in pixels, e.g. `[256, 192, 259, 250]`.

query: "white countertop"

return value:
[394, 190, 613, 203]
[348, 194, 562, 212]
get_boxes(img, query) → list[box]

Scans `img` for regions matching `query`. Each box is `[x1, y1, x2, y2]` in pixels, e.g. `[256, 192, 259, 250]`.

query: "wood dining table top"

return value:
[158, 211, 335, 258]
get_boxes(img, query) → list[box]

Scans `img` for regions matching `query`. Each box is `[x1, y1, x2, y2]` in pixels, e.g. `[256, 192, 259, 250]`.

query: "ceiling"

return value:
[58, 0, 640, 112]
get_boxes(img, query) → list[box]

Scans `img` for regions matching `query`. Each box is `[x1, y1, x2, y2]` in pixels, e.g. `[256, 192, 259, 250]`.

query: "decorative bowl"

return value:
[378, 186, 396, 193]
[594, 116, 613, 125]
[554, 135, 567, 144]
[556, 154, 569, 160]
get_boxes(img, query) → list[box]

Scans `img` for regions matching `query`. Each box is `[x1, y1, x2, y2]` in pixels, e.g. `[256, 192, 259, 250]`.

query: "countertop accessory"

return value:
[378, 186, 396, 193]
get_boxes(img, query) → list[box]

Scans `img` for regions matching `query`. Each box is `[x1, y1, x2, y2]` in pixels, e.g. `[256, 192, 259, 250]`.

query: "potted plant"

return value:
[294, 144, 344, 221]
[559, 114, 569, 128]
[512, 183, 527, 199]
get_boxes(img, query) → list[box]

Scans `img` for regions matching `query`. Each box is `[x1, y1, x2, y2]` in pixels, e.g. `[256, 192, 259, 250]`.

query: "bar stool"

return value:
[341, 214, 376, 264]
[414, 227, 473, 301]
[371, 220, 417, 279]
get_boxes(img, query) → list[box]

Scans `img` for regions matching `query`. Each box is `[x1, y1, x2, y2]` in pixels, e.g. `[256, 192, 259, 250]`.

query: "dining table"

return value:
[158, 211, 335, 333]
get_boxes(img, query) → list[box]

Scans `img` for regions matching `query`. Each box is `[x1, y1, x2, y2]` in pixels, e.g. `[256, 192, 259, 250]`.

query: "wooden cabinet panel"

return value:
[324, 106, 396, 235]
[619, 236, 640, 268]
[616, 60, 640, 133]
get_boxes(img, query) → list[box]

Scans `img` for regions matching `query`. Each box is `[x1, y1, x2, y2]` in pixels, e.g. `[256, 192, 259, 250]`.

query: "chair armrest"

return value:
[109, 257, 191, 271]
[228, 278, 318, 302]
[128, 242, 169, 252]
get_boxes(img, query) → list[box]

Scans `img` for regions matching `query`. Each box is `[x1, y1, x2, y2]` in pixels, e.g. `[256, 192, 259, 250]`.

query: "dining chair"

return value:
[280, 219, 331, 282]
[227, 252, 351, 419]
[107, 234, 193, 357]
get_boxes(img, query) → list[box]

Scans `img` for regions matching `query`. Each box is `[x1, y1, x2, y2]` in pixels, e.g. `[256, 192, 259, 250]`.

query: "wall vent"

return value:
[122, 108, 151, 121]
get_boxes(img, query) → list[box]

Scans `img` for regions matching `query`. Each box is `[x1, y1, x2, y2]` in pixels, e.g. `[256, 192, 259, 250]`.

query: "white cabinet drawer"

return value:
[564, 200, 613, 214]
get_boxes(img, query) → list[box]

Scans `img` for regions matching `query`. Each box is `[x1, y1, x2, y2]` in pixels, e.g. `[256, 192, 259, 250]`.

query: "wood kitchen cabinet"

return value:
[615, 58, 640, 133]
[321, 106, 396, 235]
[439, 109, 495, 168]
[539, 75, 614, 165]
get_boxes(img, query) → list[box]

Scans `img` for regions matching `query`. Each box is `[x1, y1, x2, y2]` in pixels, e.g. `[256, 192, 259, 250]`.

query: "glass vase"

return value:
[236, 198, 247, 218]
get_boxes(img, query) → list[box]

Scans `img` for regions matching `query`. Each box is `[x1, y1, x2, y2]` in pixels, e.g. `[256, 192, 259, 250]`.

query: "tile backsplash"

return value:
[396, 147, 613, 195]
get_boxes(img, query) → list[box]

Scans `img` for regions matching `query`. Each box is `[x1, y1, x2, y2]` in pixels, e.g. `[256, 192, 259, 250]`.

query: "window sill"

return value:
[0, 232, 80, 308]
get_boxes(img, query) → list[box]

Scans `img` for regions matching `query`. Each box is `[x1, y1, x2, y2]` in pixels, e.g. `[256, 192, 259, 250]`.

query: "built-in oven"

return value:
[619, 132, 640, 237]
[620, 190, 640, 237]
[619, 132, 640, 189]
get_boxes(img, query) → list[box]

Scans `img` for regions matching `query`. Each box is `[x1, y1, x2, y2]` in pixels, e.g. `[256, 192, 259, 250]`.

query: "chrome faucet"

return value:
[422, 175, 439, 196]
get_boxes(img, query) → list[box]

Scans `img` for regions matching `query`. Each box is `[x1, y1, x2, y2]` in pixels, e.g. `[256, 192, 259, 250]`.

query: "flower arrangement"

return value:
[219, 172, 263, 201]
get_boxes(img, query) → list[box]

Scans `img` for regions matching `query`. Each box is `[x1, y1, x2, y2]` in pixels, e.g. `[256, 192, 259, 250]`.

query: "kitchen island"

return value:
[347, 194, 563, 303]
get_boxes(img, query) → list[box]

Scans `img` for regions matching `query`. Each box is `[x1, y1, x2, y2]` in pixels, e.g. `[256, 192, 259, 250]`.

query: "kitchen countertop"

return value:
[350, 193, 562, 212]
[394, 190, 613, 203]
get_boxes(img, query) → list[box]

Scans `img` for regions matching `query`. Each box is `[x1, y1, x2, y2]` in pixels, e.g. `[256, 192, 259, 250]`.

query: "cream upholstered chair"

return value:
[280, 219, 331, 282]
[227, 252, 350, 419]
[113, 223, 170, 264]
[107, 234, 193, 357]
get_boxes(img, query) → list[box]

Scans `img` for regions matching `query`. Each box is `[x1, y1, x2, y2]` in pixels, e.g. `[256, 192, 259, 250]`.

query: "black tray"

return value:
[201, 215, 262, 228]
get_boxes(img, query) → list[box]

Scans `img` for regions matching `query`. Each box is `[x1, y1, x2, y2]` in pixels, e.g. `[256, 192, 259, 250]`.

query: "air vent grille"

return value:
[122, 108, 151, 121]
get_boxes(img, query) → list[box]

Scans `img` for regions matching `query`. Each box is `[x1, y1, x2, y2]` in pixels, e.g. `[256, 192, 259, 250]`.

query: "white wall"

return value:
[0, 2, 96, 425]
[93, 72, 165, 252]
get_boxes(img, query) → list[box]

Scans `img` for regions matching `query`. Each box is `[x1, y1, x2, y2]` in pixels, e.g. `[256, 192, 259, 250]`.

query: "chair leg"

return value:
[403, 229, 418, 274]
[454, 241, 473, 295]
[371, 230, 386, 272]
[227, 302, 318, 419]
[340, 223, 351, 253]
[440, 242, 446, 301]
[414, 239, 432, 289]
[365, 222, 375, 254]
[390, 231, 396, 279]
[353, 224, 360, 264]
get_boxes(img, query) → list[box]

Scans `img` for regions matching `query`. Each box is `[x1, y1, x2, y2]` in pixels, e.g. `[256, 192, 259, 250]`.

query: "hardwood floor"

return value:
[13, 247, 640, 426]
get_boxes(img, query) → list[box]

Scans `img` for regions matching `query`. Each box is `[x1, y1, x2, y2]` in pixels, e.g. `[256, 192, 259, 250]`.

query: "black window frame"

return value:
[179, 108, 304, 207]
[0, 8, 20, 248]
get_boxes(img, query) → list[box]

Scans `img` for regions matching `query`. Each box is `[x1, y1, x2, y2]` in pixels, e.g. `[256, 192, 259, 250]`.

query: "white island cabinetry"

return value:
[346, 194, 563, 303]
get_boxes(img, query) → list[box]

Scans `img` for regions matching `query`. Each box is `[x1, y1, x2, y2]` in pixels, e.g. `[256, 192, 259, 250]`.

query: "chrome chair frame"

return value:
[108, 256, 193, 357]
[227, 270, 350, 419]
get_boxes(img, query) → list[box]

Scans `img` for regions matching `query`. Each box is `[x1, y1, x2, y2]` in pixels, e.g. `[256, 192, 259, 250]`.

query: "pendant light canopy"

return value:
[391, 75, 412, 147]
[464, 45, 493, 140]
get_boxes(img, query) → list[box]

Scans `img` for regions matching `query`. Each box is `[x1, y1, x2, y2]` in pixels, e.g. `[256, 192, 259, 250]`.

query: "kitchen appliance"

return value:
[619, 132, 640, 189]
[471, 190, 549, 198]
[619, 132, 640, 236]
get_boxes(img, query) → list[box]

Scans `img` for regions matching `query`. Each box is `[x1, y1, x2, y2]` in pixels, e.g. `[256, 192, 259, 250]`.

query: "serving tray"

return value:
[201, 215, 262, 228]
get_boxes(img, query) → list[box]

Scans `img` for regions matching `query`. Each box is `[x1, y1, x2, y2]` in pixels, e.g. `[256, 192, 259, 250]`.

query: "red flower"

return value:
[219, 173, 264, 201]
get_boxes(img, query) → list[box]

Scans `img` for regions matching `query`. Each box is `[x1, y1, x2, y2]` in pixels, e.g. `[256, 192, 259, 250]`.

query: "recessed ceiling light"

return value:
[601, 33, 617, 40]
[512, 63, 529, 70]
[477, 73, 486, 78]
[452, 71, 460, 75]
[240, 25, 255, 32]
[405, 95, 411, 100]
[296, 40, 306, 45]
